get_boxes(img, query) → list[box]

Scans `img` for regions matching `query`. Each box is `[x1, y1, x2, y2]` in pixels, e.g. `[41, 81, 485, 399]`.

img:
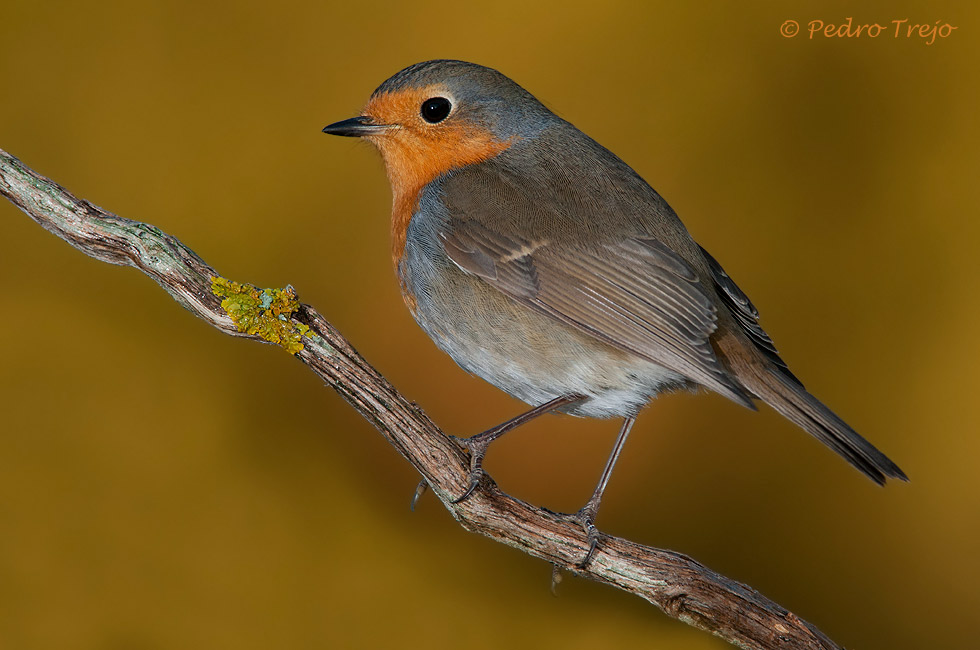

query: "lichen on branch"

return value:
[211, 277, 312, 354]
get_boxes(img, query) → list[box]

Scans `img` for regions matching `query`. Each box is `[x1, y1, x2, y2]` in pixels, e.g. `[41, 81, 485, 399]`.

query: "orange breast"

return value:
[362, 89, 514, 270]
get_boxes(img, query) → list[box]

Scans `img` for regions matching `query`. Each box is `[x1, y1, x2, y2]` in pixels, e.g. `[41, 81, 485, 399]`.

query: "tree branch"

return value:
[1, 147, 841, 650]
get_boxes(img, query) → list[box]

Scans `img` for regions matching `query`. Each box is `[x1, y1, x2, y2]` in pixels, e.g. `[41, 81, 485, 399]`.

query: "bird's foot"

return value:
[446, 396, 586, 505]
[450, 434, 492, 504]
[573, 499, 603, 568]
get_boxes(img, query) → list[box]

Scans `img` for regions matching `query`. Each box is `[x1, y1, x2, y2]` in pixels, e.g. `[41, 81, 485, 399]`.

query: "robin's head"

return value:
[323, 60, 554, 197]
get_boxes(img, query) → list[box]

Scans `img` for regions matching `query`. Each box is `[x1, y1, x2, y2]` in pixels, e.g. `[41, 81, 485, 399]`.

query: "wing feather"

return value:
[698, 246, 802, 386]
[441, 214, 754, 407]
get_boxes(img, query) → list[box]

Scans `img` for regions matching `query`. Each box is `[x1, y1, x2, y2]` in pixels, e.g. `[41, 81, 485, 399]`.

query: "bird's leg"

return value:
[451, 394, 586, 504]
[575, 415, 636, 567]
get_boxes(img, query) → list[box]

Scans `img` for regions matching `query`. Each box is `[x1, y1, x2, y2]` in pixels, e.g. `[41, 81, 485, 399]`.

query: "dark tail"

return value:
[701, 247, 906, 484]
[712, 324, 908, 484]
[743, 363, 907, 485]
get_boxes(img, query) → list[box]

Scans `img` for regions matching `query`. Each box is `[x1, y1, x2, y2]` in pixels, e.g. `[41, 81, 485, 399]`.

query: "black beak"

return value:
[322, 116, 392, 137]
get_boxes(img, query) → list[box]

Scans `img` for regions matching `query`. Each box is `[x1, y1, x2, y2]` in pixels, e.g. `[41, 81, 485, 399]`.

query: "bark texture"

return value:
[1, 148, 842, 650]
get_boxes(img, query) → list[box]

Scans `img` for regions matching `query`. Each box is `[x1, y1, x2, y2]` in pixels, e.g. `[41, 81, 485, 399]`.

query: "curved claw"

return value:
[575, 510, 602, 568]
[410, 480, 428, 512]
[550, 564, 563, 596]
[450, 469, 483, 504]
[450, 434, 489, 504]
[579, 527, 600, 569]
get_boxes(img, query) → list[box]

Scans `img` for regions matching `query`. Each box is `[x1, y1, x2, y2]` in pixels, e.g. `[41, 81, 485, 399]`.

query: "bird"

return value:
[322, 59, 907, 564]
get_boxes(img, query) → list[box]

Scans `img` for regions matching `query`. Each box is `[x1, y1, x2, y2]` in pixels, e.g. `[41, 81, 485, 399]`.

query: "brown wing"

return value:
[439, 204, 755, 409]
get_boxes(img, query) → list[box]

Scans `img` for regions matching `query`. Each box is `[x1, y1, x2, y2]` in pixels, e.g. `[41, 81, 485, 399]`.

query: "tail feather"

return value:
[747, 366, 908, 485]
[702, 250, 906, 484]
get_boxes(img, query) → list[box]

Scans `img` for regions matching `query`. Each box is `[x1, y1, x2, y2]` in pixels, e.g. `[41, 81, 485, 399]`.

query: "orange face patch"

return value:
[360, 86, 514, 268]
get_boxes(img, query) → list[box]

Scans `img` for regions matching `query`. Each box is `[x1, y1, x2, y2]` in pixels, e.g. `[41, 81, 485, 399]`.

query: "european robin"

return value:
[323, 60, 906, 563]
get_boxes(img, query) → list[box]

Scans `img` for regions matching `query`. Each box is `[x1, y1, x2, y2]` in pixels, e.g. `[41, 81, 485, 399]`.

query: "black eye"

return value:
[421, 97, 452, 123]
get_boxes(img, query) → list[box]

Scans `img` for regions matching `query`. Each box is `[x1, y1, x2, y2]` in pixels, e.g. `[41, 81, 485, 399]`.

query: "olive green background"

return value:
[1, 1, 977, 648]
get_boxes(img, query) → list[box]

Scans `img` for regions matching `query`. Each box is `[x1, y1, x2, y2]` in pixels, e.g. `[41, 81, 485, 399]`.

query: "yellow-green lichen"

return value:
[211, 276, 312, 354]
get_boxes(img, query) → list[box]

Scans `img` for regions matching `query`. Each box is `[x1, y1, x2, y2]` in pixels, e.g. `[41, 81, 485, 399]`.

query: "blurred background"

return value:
[1, 1, 977, 648]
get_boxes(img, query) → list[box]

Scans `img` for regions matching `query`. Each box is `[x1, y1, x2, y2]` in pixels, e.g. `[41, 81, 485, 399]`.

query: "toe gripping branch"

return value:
[412, 395, 636, 568]
[447, 395, 585, 505]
